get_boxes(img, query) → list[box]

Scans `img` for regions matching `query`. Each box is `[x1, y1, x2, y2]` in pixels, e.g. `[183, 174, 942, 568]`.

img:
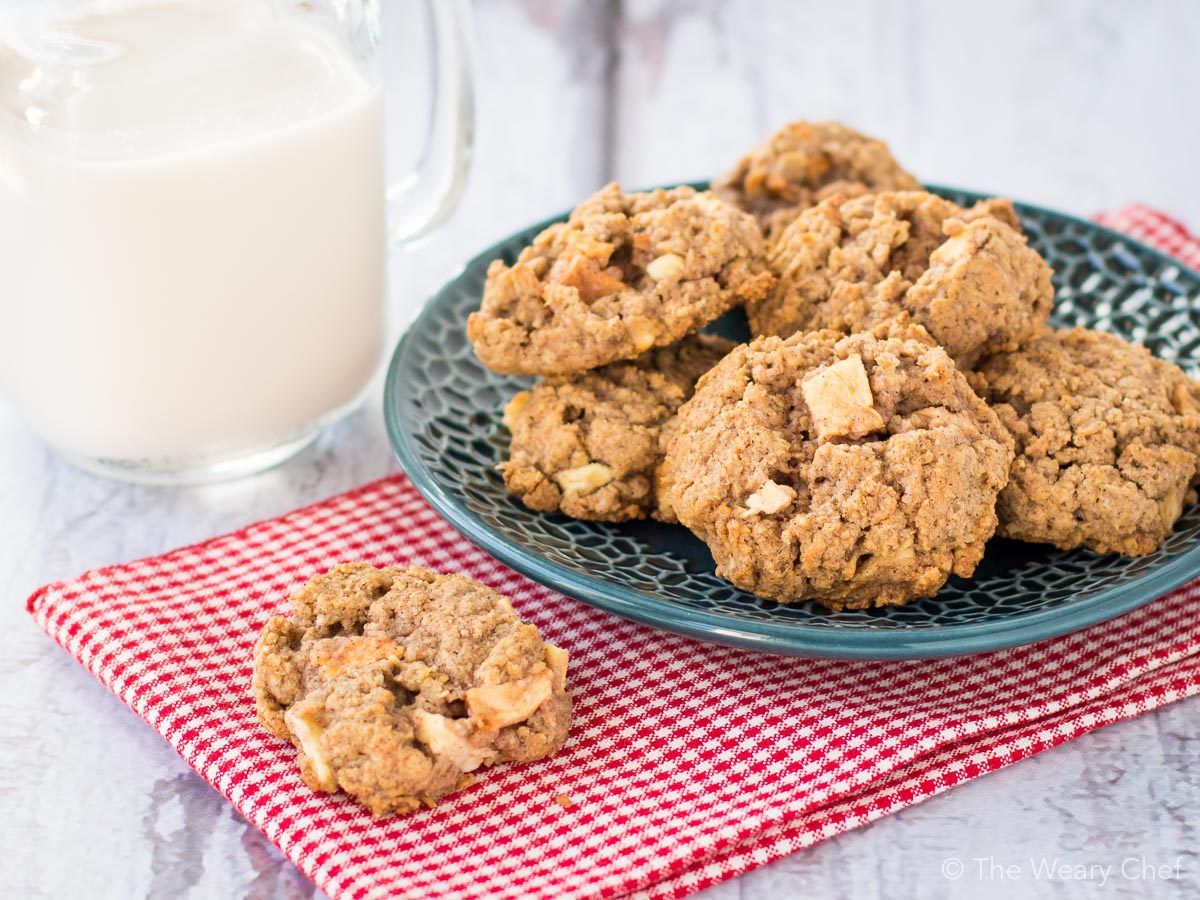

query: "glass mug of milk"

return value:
[0, 0, 472, 483]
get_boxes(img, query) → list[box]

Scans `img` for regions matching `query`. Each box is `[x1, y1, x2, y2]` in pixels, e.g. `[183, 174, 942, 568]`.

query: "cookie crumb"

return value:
[554, 793, 573, 809]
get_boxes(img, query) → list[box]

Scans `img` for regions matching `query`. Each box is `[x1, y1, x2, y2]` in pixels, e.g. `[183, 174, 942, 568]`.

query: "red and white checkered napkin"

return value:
[26, 208, 1200, 900]
[1095, 205, 1200, 271]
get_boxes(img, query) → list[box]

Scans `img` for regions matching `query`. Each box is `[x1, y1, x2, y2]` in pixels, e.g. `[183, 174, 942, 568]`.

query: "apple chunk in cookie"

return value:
[252, 563, 571, 816]
[800, 355, 886, 441]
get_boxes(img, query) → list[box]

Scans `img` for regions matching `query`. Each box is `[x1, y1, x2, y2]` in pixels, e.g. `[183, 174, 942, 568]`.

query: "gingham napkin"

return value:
[1096, 205, 1200, 271]
[27, 208, 1200, 900]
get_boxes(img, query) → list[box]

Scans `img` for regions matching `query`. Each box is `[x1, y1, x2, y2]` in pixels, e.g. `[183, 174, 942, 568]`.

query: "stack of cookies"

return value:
[468, 120, 1200, 611]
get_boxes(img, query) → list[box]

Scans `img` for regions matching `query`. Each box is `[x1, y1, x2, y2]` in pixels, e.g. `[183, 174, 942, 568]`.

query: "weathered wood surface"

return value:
[4, 2, 1199, 897]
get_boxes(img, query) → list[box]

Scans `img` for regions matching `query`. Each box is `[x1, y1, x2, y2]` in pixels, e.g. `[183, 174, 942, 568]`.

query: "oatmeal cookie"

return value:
[713, 119, 922, 236]
[467, 182, 773, 376]
[502, 332, 733, 522]
[661, 325, 1014, 608]
[750, 190, 1051, 369]
[252, 563, 571, 816]
[974, 328, 1200, 556]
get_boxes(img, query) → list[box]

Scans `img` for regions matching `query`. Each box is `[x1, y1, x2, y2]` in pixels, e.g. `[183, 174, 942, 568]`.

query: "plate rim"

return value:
[384, 183, 1200, 659]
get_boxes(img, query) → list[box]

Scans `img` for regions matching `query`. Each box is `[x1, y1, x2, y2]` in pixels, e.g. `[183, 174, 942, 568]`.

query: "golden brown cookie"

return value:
[502, 333, 734, 522]
[467, 182, 772, 376]
[751, 191, 1051, 369]
[974, 328, 1200, 556]
[661, 325, 1014, 609]
[252, 563, 571, 816]
[713, 119, 922, 237]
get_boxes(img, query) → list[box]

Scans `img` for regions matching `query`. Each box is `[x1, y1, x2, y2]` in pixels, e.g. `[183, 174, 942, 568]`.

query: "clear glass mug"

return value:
[0, 0, 473, 484]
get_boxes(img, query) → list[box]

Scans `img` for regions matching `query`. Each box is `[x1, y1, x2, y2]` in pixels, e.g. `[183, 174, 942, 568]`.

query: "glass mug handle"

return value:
[387, 0, 474, 244]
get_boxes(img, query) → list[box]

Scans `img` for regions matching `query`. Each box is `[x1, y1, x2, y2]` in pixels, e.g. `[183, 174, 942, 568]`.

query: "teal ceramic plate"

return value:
[384, 185, 1200, 659]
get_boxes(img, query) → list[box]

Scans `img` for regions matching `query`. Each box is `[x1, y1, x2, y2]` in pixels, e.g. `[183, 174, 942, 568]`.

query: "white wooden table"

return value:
[5, 2, 1199, 897]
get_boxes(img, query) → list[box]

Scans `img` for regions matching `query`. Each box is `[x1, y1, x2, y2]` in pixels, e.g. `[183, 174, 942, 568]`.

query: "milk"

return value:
[0, 1, 386, 469]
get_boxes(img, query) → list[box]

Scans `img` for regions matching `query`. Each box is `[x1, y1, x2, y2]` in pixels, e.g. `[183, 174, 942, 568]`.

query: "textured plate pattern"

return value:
[385, 185, 1200, 658]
